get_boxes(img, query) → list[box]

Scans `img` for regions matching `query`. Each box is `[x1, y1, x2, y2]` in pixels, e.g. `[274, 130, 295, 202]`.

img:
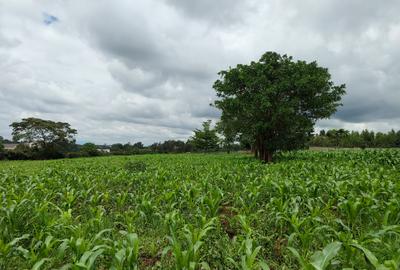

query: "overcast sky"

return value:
[1, 0, 399, 144]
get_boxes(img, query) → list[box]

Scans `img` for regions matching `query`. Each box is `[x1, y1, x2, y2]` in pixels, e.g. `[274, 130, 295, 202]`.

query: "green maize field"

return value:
[0, 150, 399, 269]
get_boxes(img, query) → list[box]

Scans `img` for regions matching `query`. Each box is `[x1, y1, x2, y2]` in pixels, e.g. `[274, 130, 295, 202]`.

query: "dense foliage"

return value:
[188, 120, 220, 152]
[1, 150, 399, 269]
[311, 129, 400, 148]
[213, 51, 346, 162]
[2, 118, 226, 160]
[9, 118, 77, 159]
[0, 137, 4, 160]
[80, 143, 101, 157]
[1, 139, 207, 160]
[0, 136, 4, 152]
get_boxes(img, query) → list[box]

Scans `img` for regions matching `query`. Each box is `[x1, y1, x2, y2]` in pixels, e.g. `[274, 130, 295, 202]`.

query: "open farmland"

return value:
[1, 150, 400, 269]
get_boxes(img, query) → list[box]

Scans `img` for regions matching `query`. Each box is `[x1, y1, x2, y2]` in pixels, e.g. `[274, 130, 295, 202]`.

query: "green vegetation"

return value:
[80, 143, 101, 157]
[1, 150, 399, 269]
[213, 51, 345, 162]
[188, 120, 220, 152]
[311, 129, 400, 148]
[0, 136, 4, 153]
[8, 117, 77, 160]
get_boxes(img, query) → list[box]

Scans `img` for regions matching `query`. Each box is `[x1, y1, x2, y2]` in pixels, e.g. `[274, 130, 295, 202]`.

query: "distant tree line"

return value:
[310, 129, 400, 148]
[2, 118, 399, 161]
[0, 117, 242, 160]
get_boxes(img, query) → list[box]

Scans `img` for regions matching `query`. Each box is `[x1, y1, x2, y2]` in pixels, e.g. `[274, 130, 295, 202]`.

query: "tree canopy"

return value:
[10, 118, 77, 158]
[213, 51, 346, 162]
[81, 143, 99, 156]
[189, 120, 220, 152]
[311, 129, 400, 148]
[0, 136, 4, 153]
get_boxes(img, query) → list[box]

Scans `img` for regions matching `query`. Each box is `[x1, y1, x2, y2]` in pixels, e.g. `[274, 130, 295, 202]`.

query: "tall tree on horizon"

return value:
[189, 120, 220, 152]
[213, 51, 346, 162]
[10, 117, 77, 158]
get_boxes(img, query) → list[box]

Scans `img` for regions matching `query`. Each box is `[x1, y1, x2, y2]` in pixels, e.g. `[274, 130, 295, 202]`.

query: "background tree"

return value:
[80, 143, 100, 156]
[216, 121, 237, 153]
[133, 142, 144, 149]
[361, 129, 375, 148]
[396, 131, 400, 147]
[158, 140, 186, 153]
[0, 136, 4, 152]
[0, 136, 4, 160]
[189, 120, 220, 152]
[110, 143, 124, 154]
[310, 134, 332, 147]
[310, 129, 400, 148]
[326, 129, 349, 147]
[213, 51, 345, 162]
[10, 118, 77, 159]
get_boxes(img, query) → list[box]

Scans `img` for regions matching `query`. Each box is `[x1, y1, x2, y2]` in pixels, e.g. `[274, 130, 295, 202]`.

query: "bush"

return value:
[124, 160, 147, 173]
[80, 143, 100, 156]
[5, 150, 30, 160]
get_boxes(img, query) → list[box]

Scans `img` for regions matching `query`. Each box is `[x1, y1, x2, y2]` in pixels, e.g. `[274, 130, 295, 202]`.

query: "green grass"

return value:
[0, 150, 399, 269]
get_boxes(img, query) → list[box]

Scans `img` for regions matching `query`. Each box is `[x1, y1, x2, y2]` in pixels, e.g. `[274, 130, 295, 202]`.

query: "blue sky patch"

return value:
[43, 13, 58, 25]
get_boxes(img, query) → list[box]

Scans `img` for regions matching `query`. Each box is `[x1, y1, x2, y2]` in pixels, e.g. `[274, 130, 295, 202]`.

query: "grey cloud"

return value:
[72, 1, 164, 69]
[108, 61, 165, 97]
[281, 0, 400, 37]
[0, 0, 399, 144]
[164, 0, 253, 25]
[0, 33, 20, 48]
[190, 103, 220, 118]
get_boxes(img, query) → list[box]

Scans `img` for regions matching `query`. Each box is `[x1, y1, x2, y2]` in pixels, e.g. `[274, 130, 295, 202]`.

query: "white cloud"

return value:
[0, 0, 399, 144]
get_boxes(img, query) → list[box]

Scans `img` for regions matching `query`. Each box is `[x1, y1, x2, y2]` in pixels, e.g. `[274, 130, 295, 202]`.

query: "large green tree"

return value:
[10, 117, 77, 158]
[189, 120, 220, 152]
[213, 52, 346, 162]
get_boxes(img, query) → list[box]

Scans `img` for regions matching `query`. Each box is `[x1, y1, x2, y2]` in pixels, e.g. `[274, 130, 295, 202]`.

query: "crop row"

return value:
[0, 150, 399, 269]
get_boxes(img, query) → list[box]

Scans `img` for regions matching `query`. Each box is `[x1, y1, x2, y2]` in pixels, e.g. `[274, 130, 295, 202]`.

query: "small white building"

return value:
[4, 144, 18, 150]
[97, 148, 111, 153]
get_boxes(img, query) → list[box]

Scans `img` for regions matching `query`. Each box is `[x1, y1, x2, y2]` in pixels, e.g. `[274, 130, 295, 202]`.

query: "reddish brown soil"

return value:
[140, 254, 161, 268]
[219, 204, 238, 239]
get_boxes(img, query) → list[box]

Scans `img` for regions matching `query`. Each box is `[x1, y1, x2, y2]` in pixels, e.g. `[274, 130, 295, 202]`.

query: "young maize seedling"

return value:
[110, 232, 140, 270]
[0, 234, 29, 267]
[287, 241, 342, 270]
[200, 188, 223, 218]
[163, 218, 215, 270]
[350, 243, 398, 270]
[228, 238, 270, 270]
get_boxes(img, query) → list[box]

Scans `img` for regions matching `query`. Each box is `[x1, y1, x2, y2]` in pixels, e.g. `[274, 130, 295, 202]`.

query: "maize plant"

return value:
[228, 238, 270, 270]
[163, 218, 215, 270]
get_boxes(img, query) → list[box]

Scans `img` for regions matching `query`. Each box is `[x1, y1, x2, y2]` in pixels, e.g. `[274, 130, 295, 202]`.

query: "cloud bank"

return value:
[1, 0, 399, 144]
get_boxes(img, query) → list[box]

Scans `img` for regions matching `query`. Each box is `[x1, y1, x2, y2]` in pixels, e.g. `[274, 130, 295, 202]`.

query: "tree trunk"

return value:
[266, 150, 273, 163]
[252, 143, 258, 158]
[259, 149, 273, 163]
[260, 137, 273, 163]
[254, 135, 274, 163]
[254, 136, 261, 159]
